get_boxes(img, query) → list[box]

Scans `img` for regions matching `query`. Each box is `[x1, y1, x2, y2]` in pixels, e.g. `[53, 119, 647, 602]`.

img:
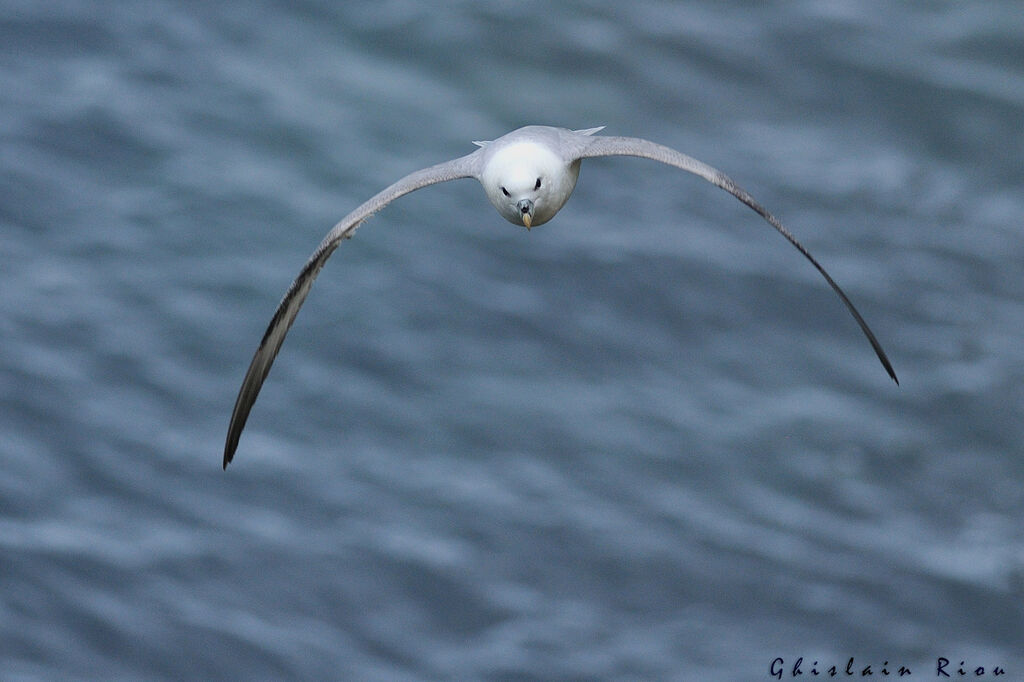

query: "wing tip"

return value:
[223, 399, 248, 470]
[885, 363, 900, 386]
[223, 438, 236, 469]
[868, 333, 899, 386]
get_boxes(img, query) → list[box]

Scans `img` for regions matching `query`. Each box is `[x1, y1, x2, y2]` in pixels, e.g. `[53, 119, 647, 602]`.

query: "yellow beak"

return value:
[522, 213, 532, 230]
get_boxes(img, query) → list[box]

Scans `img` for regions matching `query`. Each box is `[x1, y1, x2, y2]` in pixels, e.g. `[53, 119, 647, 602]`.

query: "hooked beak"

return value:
[517, 199, 534, 229]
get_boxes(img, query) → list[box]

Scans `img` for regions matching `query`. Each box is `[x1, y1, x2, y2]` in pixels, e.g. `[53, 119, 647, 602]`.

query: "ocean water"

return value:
[2, 1, 1022, 679]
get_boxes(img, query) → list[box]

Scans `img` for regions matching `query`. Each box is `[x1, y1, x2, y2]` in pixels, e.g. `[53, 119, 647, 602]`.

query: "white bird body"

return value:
[223, 125, 897, 468]
[479, 127, 591, 226]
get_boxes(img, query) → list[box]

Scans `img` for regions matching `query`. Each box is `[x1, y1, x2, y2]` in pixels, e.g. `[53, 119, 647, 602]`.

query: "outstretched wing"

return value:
[224, 152, 482, 468]
[576, 135, 898, 385]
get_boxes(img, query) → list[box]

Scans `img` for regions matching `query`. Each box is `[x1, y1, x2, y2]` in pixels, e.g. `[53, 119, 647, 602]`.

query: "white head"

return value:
[480, 140, 580, 229]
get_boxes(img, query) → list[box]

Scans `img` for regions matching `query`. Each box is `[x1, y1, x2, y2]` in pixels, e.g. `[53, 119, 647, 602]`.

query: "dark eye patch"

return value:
[501, 186, 510, 197]
[534, 178, 542, 190]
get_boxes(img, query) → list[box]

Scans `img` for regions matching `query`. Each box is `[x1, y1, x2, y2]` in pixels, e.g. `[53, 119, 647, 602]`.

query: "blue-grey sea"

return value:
[3, 2, 1022, 679]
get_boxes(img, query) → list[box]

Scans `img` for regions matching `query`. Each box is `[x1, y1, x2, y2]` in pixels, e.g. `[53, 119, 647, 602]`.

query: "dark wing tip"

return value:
[221, 247, 332, 470]
[861, 316, 899, 385]
[223, 354, 264, 470]
[222, 330, 274, 470]
[711, 174, 900, 387]
[881, 351, 899, 385]
[223, 431, 238, 469]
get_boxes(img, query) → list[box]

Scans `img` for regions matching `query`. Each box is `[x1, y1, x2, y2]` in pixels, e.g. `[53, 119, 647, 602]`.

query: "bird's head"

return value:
[480, 140, 580, 229]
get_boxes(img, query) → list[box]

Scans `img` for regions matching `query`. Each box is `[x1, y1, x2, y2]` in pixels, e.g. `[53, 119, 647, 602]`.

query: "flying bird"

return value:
[224, 125, 897, 468]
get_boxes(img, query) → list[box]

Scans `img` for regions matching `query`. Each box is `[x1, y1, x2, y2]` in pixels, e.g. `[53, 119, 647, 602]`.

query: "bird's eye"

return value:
[501, 186, 510, 197]
[534, 178, 542, 190]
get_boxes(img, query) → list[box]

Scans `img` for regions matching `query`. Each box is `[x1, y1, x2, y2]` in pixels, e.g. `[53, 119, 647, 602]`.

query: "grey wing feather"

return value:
[224, 152, 481, 468]
[576, 135, 898, 385]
